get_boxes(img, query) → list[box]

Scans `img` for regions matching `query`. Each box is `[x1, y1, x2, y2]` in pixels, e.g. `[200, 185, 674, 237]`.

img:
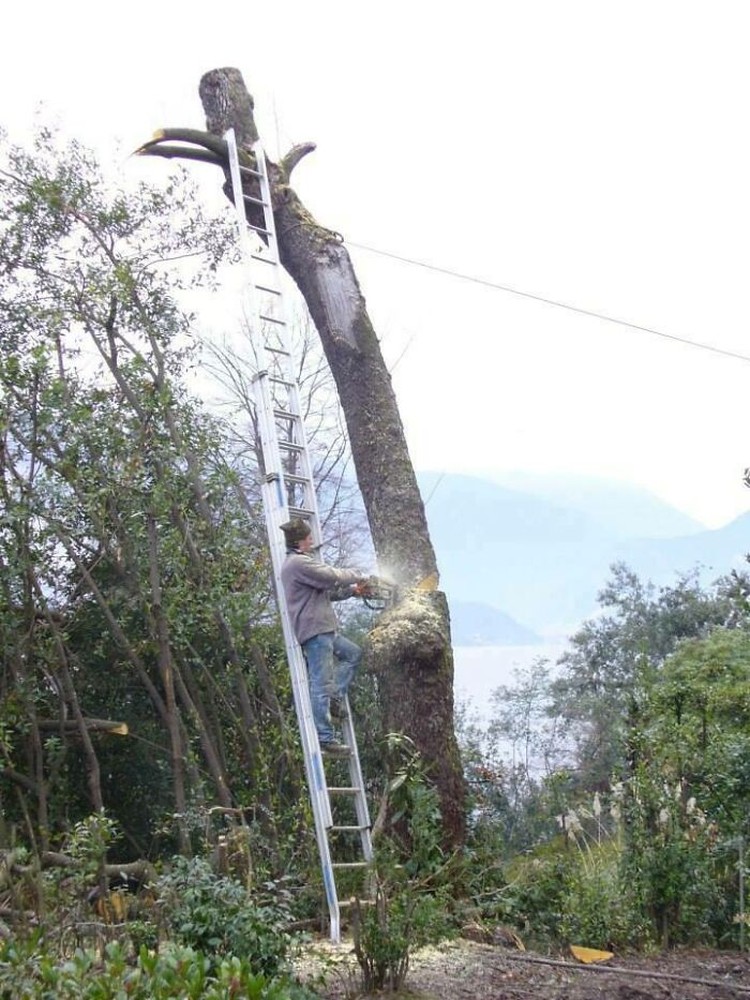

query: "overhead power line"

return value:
[344, 239, 750, 365]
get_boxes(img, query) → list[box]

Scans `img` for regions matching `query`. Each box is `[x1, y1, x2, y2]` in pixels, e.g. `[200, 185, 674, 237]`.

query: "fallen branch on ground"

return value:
[504, 952, 750, 994]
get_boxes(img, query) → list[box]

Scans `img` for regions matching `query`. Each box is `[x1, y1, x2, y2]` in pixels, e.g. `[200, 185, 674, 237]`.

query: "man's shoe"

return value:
[320, 740, 350, 757]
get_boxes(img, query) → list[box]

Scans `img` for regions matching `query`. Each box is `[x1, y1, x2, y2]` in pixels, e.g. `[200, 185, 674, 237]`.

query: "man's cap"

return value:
[280, 518, 312, 546]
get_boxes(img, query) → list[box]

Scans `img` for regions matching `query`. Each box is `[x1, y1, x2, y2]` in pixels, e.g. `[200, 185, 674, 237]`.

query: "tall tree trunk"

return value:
[196, 68, 466, 847]
[146, 512, 190, 854]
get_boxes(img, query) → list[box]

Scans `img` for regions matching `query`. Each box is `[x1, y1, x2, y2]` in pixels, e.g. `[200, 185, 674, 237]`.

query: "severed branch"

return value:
[3, 851, 157, 884]
[135, 127, 231, 162]
[280, 142, 316, 180]
[36, 718, 128, 736]
[135, 144, 224, 167]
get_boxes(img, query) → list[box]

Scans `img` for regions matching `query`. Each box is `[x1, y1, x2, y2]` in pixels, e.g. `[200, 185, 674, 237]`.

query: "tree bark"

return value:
[193, 67, 466, 848]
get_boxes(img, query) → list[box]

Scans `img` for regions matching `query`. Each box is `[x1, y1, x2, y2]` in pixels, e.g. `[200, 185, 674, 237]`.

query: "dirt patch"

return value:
[297, 937, 750, 999]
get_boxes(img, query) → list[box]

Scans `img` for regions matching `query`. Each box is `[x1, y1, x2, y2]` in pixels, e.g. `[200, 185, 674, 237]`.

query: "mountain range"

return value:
[418, 472, 750, 643]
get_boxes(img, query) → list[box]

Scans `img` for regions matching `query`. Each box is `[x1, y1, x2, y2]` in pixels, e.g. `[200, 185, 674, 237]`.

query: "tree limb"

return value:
[36, 719, 128, 735]
[280, 142, 316, 180]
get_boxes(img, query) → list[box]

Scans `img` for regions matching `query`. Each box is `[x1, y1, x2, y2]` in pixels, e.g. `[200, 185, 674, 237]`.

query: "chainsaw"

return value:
[352, 570, 439, 609]
[352, 575, 398, 610]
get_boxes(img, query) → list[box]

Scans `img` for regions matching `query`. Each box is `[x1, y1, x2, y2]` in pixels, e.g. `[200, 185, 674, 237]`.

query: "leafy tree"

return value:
[550, 562, 747, 790]
[458, 565, 750, 948]
[651, 627, 750, 835]
[0, 126, 308, 865]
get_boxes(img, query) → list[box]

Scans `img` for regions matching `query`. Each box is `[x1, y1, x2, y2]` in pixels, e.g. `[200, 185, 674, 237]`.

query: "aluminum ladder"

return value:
[224, 129, 373, 943]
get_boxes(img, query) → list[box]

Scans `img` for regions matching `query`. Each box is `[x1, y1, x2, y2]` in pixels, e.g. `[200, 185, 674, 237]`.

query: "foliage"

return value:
[456, 564, 750, 951]
[558, 841, 640, 949]
[63, 814, 120, 876]
[616, 770, 726, 947]
[459, 661, 572, 857]
[0, 935, 313, 999]
[463, 768, 746, 950]
[550, 563, 748, 789]
[351, 877, 449, 993]
[385, 733, 446, 877]
[154, 856, 295, 979]
[0, 124, 313, 867]
[342, 737, 453, 993]
[651, 627, 750, 835]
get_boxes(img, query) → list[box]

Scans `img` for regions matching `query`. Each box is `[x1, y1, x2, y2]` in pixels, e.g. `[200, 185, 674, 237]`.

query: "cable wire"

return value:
[345, 239, 750, 364]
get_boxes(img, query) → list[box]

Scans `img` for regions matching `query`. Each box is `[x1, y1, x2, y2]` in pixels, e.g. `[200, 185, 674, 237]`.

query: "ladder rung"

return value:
[284, 474, 312, 485]
[330, 825, 370, 832]
[259, 314, 286, 326]
[250, 253, 276, 265]
[327, 787, 362, 795]
[268, 376, 294, 387]
[264, 345, 290, 356]
[274, 408, 300, 421]
[238, 163, 262, 178]
[331, 862, 371, 870]
[247, 222, 273, 237]
[242, 193, 268, 207]
[257, 284, 281, 296]
[278, 441, 304, 452]
[288, 506, 315, 518]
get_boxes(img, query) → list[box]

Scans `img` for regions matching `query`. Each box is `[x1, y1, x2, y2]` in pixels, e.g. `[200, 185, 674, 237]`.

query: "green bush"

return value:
[352, 878, 450, 992]
[619, 772, 727, 947]
[0, 936, 310, 999]
[559, 842, 649, 949]
[155, 857, 294, 979]
[499, 848, 571, 943]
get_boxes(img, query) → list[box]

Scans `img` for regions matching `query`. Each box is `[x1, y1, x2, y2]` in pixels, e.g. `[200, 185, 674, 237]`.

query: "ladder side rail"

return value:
[259, 482, 341, 935]
[254, 376, 320, 531]
[247, 137, 321, 532]
[254, 377, 329, 818]
[255, 409, 341, 925]
[341, 704, 375, 862]
[225, 130, 265, 345]
[226, 130, 258, 264]
[226, 125, 333, 821]
[259, 382, 319, 525]
[251, 142, 322, 524]
[250, 292, 345, 934]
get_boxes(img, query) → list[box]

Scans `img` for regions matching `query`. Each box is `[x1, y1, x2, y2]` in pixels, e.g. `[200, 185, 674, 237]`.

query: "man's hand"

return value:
[351, 578, 373, 598]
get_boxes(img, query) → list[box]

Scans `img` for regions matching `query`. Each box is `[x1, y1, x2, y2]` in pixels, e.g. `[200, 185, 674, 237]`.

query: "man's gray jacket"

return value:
[280, 551, 360, 645]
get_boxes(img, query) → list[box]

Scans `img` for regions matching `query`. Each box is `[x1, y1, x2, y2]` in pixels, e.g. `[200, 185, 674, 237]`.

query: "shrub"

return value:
[619, 772, 726, 947]
[351, 878, 450, 992]
[559, 841, 649, 949]
[0, 936, 311, 999]
[155, 857, 294, 979]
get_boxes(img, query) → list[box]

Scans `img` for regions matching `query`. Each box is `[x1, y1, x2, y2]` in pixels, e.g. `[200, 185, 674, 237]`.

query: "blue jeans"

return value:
[301, 632, 362, 744]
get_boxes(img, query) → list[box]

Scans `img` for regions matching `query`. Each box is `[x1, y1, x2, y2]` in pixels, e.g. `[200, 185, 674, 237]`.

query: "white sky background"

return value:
[3, 0, 750, 528]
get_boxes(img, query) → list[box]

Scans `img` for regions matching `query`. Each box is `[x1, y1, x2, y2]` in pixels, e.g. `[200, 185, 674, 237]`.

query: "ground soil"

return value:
[298, 936, 750, 999]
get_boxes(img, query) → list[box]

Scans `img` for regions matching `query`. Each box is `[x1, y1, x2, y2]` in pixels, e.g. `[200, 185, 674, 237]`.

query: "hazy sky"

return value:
[4, 1, 750, 527]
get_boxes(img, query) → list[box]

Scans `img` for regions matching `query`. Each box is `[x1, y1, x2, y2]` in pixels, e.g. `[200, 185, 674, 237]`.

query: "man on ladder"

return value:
[280, 518, 367, 756]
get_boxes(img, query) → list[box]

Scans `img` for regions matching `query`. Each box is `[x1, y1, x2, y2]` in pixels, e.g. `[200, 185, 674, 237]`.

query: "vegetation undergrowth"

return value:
[0, 936, 315, 1000]
[347, 736, 455, 993]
